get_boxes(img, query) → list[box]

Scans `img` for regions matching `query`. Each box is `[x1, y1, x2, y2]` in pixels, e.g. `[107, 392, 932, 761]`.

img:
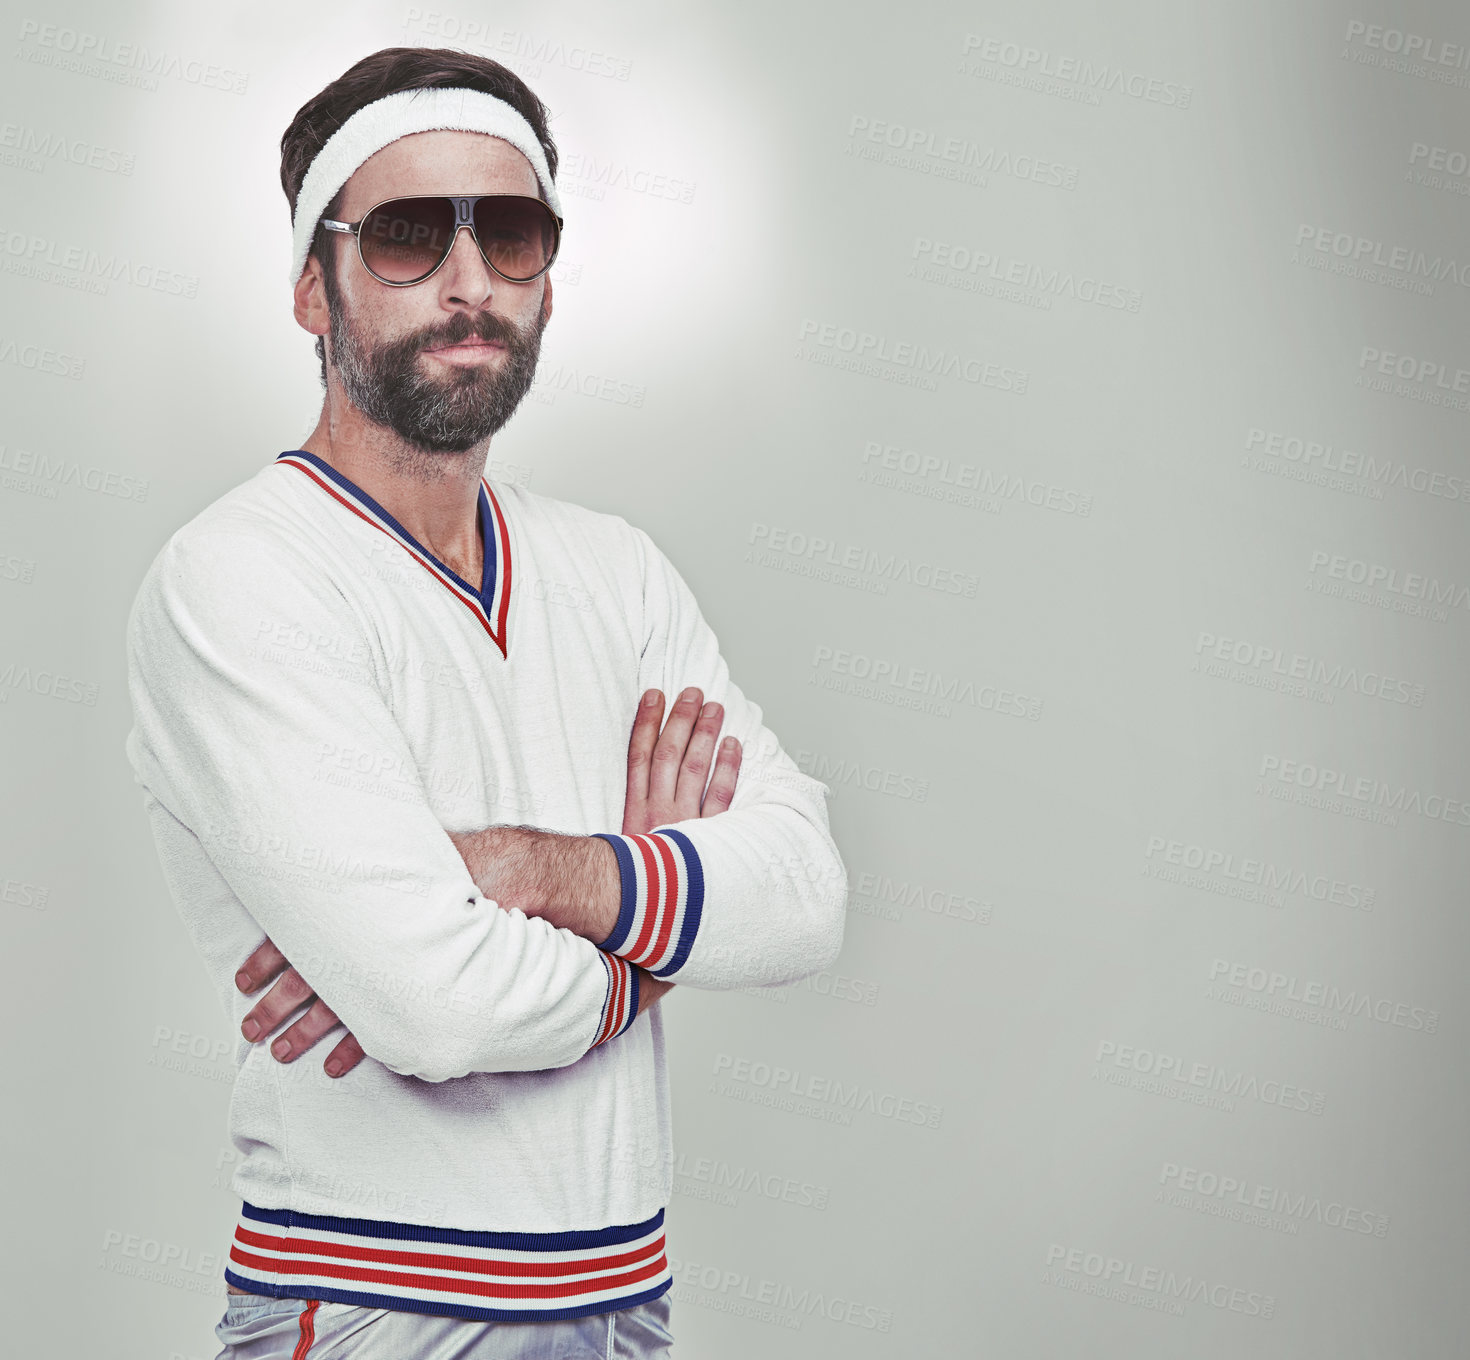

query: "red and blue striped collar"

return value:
[275, 449, 513, 658]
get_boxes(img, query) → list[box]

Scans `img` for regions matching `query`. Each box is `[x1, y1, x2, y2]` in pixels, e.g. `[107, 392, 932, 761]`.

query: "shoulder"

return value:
[492, 481, 662, 576]
[492, 485, 706, 636]
[129, 464, 351, 636]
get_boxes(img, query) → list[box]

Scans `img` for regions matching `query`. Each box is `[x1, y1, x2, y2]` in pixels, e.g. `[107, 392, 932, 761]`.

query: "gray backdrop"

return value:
[2, 1, 1466, 1355]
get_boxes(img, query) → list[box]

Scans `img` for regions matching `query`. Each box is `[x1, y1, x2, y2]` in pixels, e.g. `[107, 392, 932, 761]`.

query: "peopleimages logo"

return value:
[290, 1169, 449, 1223]
[1258, 754, 1470, 828]
[1307, 548, 1470, 617]
[846, 115, 1079, 190]
[859, 440, 1093, 516]
[611, 1141, 833, 1212]
[558, 152, 696, 205]
[1342, 19, 1470, 70]
[1143, 835, 1376, 911]
[1245, 427, 1469, 504]
[960, 34, 1193, 108]
[712, 1052, 943, 1129]
[1159, 1162, 1391, 1238]
[0, 120, 135, 174]
[1294, 223, 1470, 292]
[147, 1025, 233, 1085]
[0, 550, 35, 585]
[0, 656, 98, 705]
[794, 748, 929, 802]
[849, 868, 992, 924]
[749, 523, 979, 597]
[16, 19, 249, 93]
[1207, 959, 1438, 1034]
[0, 223, 199, 297]
[1193, 630, 1426, 706]
[796, 318, 1028, 394]
[1356, 345, 1470, 409]
[1359, 345, 1470, 386]
[0, 336, 84, 379]
[910, 236, 1142, 312]
[1043, 1243, 1275, 1318]
[402, 9, 634, 81]
[529, 363, 645, 407]
[0, 443, 148, 501]
[1408, 141, 1470, 194]
[810, 645, 1043, 720]
[1094, 1039, 1326, 1115]
[2, 875, 49, 911]
[669, 1254, 893, 1332]
[1411, 142, 1470, 175]
[197, 820, 433, 897]
[98, 1228, 225, 1298]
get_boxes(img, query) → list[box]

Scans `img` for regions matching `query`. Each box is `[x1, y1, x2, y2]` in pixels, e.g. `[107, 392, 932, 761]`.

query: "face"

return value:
[306, 129, 554, 455]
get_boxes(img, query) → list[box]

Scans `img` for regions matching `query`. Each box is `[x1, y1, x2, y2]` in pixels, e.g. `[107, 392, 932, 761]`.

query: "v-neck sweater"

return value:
[123, 450, 847, 1323]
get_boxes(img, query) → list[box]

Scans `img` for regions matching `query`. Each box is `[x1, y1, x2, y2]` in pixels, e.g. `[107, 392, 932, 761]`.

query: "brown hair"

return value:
[279, 47, 558, 381]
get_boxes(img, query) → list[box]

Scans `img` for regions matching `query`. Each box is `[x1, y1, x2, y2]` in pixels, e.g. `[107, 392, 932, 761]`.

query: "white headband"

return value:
[288, 86, 562, 286]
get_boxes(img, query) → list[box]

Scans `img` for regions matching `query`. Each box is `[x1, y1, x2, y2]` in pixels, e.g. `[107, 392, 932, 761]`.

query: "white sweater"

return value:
[124, 449, 846, 1322]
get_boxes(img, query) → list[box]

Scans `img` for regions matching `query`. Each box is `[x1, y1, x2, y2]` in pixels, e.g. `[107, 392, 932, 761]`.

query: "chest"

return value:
[358, 528, 645, 836]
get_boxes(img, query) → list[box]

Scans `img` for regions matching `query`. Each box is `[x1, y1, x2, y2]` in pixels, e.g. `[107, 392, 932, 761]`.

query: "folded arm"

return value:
[235, 687, 741, 1076]
[204, 519, 838, 1070]
[126, 527, 645, 1083]
[590, 526, 848, 989]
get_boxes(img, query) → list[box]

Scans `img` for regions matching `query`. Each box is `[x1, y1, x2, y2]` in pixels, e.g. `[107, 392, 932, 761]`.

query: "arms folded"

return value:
[590, 527, 847, 989]
[126, 527, 638, 1082]
[130, 515, 847, 1081]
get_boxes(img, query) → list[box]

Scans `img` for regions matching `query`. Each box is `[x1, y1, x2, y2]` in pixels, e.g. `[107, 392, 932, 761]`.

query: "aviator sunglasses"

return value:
[321, 193, 563, 286]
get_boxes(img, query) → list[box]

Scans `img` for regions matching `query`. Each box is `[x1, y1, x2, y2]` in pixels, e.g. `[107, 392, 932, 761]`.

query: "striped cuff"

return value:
[591, 951, 639, 1048]
[591, 829, 704, 977]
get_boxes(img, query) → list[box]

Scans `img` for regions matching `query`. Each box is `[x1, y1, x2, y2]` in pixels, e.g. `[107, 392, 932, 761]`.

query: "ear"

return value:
[293, 255, 330, 338]
[539, 274, 553, 327]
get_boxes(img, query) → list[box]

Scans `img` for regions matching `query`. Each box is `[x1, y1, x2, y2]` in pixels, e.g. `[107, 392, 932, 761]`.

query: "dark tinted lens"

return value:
[472, 196, 558, 281]
[359, 197, 456, 283]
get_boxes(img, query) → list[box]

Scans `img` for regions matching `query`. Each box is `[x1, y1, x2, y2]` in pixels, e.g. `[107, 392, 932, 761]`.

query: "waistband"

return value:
[225, 1200, 672, 1322]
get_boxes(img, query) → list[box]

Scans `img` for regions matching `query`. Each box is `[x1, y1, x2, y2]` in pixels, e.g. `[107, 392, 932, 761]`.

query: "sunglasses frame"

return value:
[320, 193, 564, 287]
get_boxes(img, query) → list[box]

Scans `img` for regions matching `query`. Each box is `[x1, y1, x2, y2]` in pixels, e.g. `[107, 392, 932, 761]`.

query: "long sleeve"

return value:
[591, 525, 847, 988]
[125, 524, 637, 1083]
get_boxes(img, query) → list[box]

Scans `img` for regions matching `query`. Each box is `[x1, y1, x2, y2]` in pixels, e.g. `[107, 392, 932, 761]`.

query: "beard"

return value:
[324, 278, 547, 457]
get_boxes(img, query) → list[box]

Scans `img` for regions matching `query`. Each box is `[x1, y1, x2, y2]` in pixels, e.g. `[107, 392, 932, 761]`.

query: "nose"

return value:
[437, 222, 496, 305]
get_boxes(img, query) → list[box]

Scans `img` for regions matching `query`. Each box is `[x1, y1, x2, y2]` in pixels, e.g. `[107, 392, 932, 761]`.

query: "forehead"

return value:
[338, 129, 540, 214]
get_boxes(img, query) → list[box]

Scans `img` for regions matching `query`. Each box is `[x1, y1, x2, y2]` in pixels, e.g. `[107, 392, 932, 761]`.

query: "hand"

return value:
[232, 687, 744, 1077]
[234, 938, 364, 1078]
[618, 687, 741, 1015]
[623, 686, 742, 835]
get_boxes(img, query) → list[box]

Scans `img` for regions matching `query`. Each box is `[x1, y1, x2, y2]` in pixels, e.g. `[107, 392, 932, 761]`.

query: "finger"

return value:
[647, 686, 703, 819]
[235, 937, 289, 995]
[323, 1031, 366, 1078]
[268, 996, 346, 1063]
[623, 689, 665, 834]
[240, 967, 316, 1043]
[671, 701, 724, 821]
[701, 735, 742, 815]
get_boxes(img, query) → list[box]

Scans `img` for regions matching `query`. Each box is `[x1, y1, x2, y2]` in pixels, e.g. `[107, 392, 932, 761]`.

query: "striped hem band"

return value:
[592, 829, 703, 976]
[226, 1201, 672, 1322]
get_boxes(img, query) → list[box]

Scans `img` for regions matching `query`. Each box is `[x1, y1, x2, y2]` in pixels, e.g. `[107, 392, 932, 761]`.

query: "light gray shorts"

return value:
[213, 1289, 674, 1358]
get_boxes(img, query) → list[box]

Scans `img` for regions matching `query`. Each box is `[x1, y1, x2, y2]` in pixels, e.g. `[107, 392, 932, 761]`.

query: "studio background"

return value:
[2, 1, 1466, 1355]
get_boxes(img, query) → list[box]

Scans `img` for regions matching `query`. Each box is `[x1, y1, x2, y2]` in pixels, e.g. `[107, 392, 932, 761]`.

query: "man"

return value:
[124, 46, 846, 1360]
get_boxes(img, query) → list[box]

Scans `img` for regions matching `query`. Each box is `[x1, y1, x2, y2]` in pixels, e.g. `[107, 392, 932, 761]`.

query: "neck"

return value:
[299, 385, 487, 579]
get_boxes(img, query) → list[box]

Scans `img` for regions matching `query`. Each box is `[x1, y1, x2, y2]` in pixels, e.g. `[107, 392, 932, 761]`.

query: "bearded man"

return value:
[124, 46, 846, 1360]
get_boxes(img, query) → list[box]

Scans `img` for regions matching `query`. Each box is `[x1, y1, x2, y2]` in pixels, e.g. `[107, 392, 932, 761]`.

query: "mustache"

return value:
[418, 310, 526, 351]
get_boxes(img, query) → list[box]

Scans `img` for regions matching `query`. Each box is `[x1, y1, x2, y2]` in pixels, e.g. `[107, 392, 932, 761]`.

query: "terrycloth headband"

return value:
[288, 86, 562, 286]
